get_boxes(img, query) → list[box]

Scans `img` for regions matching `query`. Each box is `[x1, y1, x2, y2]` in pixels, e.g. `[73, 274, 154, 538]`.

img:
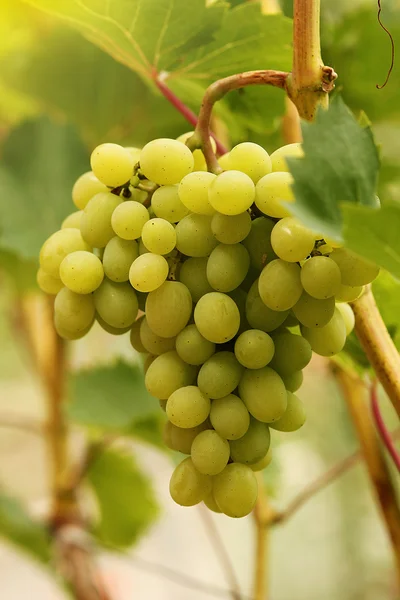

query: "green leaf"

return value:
[67, 360, 159, 432]
[288, 97, 380, 241]
[372, 270, 400, 333]
[0, 250, 38, 292]
[88, 449, 158, 549]
[0, 116, 88, 259]
[128, 413, 166, 450]
[0, 493, 52, 563]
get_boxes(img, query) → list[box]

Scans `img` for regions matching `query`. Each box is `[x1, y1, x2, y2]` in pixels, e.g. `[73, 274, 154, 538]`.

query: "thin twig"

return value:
[371, 381, 400, 472]
[0, 413, 45, 435]
[252, 473, 275, 600]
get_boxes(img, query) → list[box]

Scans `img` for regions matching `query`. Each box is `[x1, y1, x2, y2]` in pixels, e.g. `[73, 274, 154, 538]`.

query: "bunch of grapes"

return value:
[38, 134, 380, 518]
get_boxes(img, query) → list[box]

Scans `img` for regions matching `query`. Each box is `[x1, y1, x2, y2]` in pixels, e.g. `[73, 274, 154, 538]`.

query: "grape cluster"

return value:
[38, 135, 380, 518]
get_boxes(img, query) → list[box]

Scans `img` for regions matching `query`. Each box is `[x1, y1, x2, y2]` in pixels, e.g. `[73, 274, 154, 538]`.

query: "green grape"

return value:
[330, 248, 380, 286]
[197, 352, 244, 399]
[194, 292, 240, 343]
[300, 256, 341, 299]
[55, 320, 93, 340]
[336, 302, 355, 335]
[145, 351, 197, 400]
[208, 170, 255, 215]
[282, 370, 304, 392]
[242, 217, 276, 271]
[37, 268, 63, 295]
[61, 211, 82, 229]
[211, 211, 251, 245]
[255, 172, 295, 218]
[90, 143, 134, 187]
[169, 457, 211, 507]
[269, 391, 306, 432]
[166, 385, 211, 428]
[259, 259, 302, 311]
[271, 217, 316, 262]
[80, 192, 123, 248]
[239, 366, 287, 422]
[191, 430, 230, 475]
[146, 281, 192, 337]
[140, 138, 194, 185]
[176, 132, 212, 172]
[151, 185, 189, 222]
[129, 253, 169, 292]
[228, 142, 272, 183]
[292, 292, 335, 328]
[96, 316, 131, 335]
[111, 201, 150, 240]
[336, 283, 364, 303]
[130, 315, 147, 353]
[140, 317, 176, 355]
[206, 243, 250, 292]
[94, 279, 138, 328]
[210, 394, 250, 440]
[40, 228, 91, 278]
[169, 420, 211, 454]
[218, 152, 231, 170]
[301, 307, 347, 356]
[59, 250, 103, 294]
[246, 280, 289, 332]
[234, 329, 275, 369]
[175, 324, 215, 366]
[212, 463, 258, 518]
[203, 492, 222, 513]
[175, 214, 217, 257]
[141, 218, 176, 255]
[103, 236, 139, 282]
[269, 331, 312, 376]
[229, 419, 271, 464]
[178, 257, 213, 303]
[270, 143, 303, 172]
[72, 171, 108, 210]
[250, 448, 272, 471]
[178, 171, 216, 215]
[54, 287, 95, 336]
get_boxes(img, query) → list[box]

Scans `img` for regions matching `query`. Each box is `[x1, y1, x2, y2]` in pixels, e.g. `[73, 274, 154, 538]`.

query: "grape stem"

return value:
[253, 473, 274, 600]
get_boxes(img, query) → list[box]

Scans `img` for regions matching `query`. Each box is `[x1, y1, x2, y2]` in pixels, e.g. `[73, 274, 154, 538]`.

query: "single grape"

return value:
[175, 213, 218, 257]
[300, 256, 341, 299]
[151, 185, 189, 222]
[37, 268, 63, 295]
[191, 430, 230, 475]
[90, 143, 134, 187]
[210, 394, 250, 440]
[146, 351, 196, 399]
[141, 218, 176, 255]
[250, 448, 272, 471]
[203, 492, 222, 513]
[146, 281, 193, 338]
[80, 192, 123, 248]
[229, 419, 271, 464]
[194, 292, 240, 343]
[169, 457, 211, 507]
[228, 142, 272, 183]
[55, 320, 93, 340]
[175, 324, 216, 366]
[234, 329, 275, 369]
[208, 170, 255, 215]
[130, 316, 147, 353]
[330, 248, 380, 286]
[111, 200, 149, 240]
[239, 366, 287, 422]
[96, 316, 131, 336]
[282, 370, 304, 392]
[178, 257, 213, 303]
[301, 307, 347, 356]
[166, 385, 211, 428]
[61, 211, 82, 229]
[40, 228, 91, 278]
[211, 211, 251, 245]
[140, 138, 194, 185]
[269, 331, 312, 376]
[72, 171, 108, 210]
[179, 172, 216, 215]
[258, 259, 303, 311]
[242, 216, 276, 271]
[336, 283, 364, 303]
[94, 279, 138, 328]
[246, 280, 289, 332]
[129, 253, 169, 292]
[60, 250, 103, 294]
[270, 143, 303, 172]
[212, 463, 258, 518]
[292, 292, 335, 328]
[255, 172, 295, 218]
[269, 391, 306, 432]
[103, 237, 139, 282]
[54, 287, 95, 336]
[336, 302, 355, 335]
[197, 351, 244, 399]
[271, 217, 315, 262]
[139, 317, 176, 355]
[206, 243, 250, 292]
[169, 420, 211, 454]
[176, 131, 216, 171]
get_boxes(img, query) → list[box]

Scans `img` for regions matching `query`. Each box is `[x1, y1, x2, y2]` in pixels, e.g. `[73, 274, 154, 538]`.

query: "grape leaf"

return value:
[128, 413, 167, 450]
[88, 449, 158, 549]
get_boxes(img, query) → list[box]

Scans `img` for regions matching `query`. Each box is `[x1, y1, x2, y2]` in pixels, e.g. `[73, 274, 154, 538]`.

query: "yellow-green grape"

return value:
[60, 250, 104, 294]
[103, 237, 139, 282]
[145, 351, 196, 400]
[141, 218, 176, 255]
[198, 351, 244, 399]
[170, 457, 211, 507]
[111, 200, 149, 241]
[176, 131, 216, 172]
[269, 391, 306, 432]
[206, 243, 250, 292]
[250, 448, 272, 471]
[40, 228, 91, 278]
[212, 463, 258, 518]
[175, 213, 218, 257]
[90, 143, 134, 187]
[179, 171, 216, 215]
[130, 316, 147, 353]
[246, 280, 289, 332]
[211, 211, 251, 245]
[203, 492, 222, 513]
[330, 248, 380, 286]
[129, 253, 169, 292]
[271, 217, 315, 262]
[270, 143, 303, 172]
[178, 257, 213, 302]
[146, 281, 193, 338]
[239, 366, 287, 422]
[168, 420, 210, 454]
[282, 370, 304, 392]
[228, 142, 272, 183]
[54, 287, 95, 337]
[175, 324, 215, 366]
[81, 192, 122, 248]
[255, 171, 295, 218]
[37, 268, 63, 295]
[166, 385, 211, 428]
[72, 171, 108, 210]
[269, 331, 312, 376]
[301, 307, 347, 356]
[139, 317, 176, 355]
[292, 292, 335, 328]
[210, 394, 250, 440]
[336, 283, 364, 303]
[94, 279, 138, 328]
[300, 256, 341, 299]
[208, 170, 255, 215]
[336, 302, 355, 335]
[218, 152, 231, 170]
[194, 292, 240, 343]
[96, 316, 131, 336]
[140, 138, 194, 185]
[229, 419, 271, 464]
[124, 146, 141, 163]
[191, 430, 230, 476]
[259, 259, 302, 311]
[61, 211, 82, 229]
[55, 320, 93, 340]
[234, 329, 275, 369]
[242, 216, 276, 271]
[151, 185, 189, 223]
